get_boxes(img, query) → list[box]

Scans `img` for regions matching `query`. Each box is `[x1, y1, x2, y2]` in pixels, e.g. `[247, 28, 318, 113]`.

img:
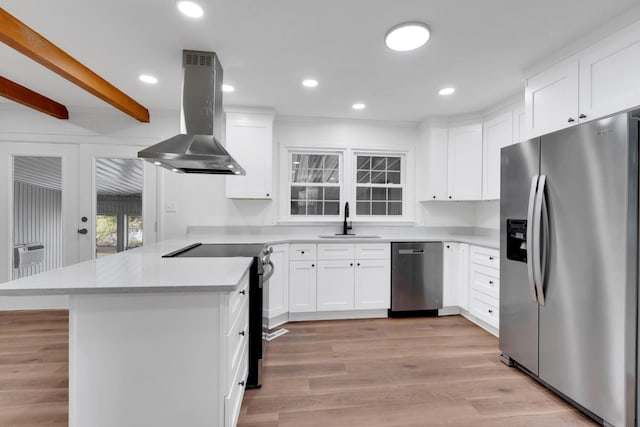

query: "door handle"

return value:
[533, 175, 547, 305]
[526, 175, 539, 303]
[77, 228, 88, 235]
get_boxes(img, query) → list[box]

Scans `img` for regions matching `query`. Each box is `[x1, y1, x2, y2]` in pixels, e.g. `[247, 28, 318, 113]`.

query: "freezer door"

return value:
[499, 138, 540, 375]
[390, 242, 443, 311]
[539, 112, 637, 426]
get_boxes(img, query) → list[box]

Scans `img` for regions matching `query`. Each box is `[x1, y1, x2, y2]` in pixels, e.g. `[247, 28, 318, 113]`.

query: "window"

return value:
[289, 152, 341, 216]
[355, 155, 403, 216]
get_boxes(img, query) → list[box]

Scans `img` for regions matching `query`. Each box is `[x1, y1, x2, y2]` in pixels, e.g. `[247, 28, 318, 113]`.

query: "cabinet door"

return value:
[442, 242, 460, 307]
[265, 244, 288, 321]
[579, 25, 640, 122]
[458, 244, 470, 311]
[289, 260, 317, 313]
[224, 112, 273, 199]
[420, 126, 449, 201]
[482, 112, 513, 200]
[316, 260, 354, 311]
[524, 60, 579, 138]
[354, 259, 390, 310]
[447, 124, 483, 200]
[512, 104, 526, 144]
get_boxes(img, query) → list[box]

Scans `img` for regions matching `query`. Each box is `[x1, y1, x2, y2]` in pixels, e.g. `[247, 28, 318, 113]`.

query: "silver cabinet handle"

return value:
[533, 175, 547, 305]
[526, 175, 539, 303]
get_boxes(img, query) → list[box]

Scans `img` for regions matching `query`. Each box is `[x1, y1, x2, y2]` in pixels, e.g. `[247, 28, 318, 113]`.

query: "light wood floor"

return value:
[239, 316, 597, 427]
[0, 311, 596, 426]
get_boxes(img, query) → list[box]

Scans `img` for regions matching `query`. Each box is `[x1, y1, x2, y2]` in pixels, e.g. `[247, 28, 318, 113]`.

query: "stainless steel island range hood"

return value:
[138, 50, 245, 175]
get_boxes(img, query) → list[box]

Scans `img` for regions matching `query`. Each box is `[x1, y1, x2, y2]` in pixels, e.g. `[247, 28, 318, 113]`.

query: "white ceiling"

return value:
[2, 0, 640, 122]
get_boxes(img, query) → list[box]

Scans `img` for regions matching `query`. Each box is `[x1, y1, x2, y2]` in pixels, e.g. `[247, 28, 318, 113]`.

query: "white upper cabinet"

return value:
[447, 124, 483, 201]
[224, 110, 274, 199]
[419, 125, 449, 201]
[482, 112, 513, 200]
[524, 59, 579, 138]
[512, 104, 526, 144]
[579, 24, 640, 121]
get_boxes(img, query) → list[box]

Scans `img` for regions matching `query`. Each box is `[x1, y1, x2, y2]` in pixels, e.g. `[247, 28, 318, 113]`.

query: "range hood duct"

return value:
[138, 50, 245, 175]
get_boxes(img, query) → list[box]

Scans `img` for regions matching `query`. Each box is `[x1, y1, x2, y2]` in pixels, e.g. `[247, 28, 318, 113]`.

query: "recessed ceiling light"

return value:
[222, 84, 235, 93]
[153, 161, 162, 166]
[439, 87, 456, 96]
[171, 168, 179, 172]
[302, 79, 318, 88]
[352, 103, 366, 110]
[177, 1, 203, 18]
[234, 171, 242, 175]
[139, 74, 158, 84]
[227, 164, 235, 169]
[385, 22, 430, 52]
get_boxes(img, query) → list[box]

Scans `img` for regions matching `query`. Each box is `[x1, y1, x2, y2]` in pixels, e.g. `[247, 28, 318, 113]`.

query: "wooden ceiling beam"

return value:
[0, 7, 150, 122]
[0, 76, 69, 119]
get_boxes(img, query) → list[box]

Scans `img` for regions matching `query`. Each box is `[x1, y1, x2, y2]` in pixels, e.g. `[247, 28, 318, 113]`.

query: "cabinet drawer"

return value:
[470, 264, 500, 299]
[469, 289, 499, 329]
[225, 340, 248, 427]
[226, 270, 250, 332]
[227, 300, 249, 382]
[355, 243, 390, 260]
[289, 244, 317, 260]
[317, 243, 355, 260]
[470, 246, 500, 269]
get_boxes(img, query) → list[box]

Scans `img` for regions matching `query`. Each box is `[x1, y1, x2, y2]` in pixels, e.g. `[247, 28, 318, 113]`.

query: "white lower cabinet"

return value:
[442, 242, 469, 309]
[289, 260, 317, 313]
[354, 259, 390, 310]
[465, 245, 500, 332]
[317, 260, 355, 311]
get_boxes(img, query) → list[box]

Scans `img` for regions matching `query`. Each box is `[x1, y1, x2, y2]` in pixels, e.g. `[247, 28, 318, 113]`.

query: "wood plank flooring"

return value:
[0, 311, 596, 426]
[239, 316, 597, 427]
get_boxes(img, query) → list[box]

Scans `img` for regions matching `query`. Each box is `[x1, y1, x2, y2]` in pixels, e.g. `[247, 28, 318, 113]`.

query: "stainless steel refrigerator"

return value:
[500, 110, 638, 426]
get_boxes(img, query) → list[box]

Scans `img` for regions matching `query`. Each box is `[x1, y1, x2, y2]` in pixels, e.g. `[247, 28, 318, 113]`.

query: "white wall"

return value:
[474, 200, 500, 230]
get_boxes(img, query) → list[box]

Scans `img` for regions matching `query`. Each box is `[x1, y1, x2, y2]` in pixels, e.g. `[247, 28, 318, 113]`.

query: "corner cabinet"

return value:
[482, 112, 514, 200]
[224, 110, 274, 199]
[447, 124, 483, 200]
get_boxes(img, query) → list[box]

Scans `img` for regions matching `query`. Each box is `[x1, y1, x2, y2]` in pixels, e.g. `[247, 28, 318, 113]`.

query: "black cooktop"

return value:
[163, 243, 265, 258]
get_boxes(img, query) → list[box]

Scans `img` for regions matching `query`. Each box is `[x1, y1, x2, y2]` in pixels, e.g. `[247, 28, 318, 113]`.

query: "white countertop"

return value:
[0, 230, 498, 297]
[0, 240, 254, 296]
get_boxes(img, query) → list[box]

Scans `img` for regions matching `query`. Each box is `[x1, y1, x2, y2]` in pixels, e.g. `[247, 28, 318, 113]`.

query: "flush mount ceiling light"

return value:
[352, 103, 366, 110]
[138, 74, 158, 84]
[222, 84, 235, 93]
[385, 22, 430, 52]
[438, 87, 455, 96]
[177, 1, 204, 18]
[302, 79, 318, 88]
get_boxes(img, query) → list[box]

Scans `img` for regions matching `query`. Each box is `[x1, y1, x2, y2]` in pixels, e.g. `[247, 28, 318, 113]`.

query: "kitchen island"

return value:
[0, 240, 254, 427]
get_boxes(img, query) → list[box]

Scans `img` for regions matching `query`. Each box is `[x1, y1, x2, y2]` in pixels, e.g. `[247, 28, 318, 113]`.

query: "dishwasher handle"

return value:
[398, 249, 425, 255]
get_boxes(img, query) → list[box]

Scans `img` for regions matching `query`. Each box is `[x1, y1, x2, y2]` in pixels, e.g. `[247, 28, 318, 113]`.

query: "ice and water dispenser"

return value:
[506, 219, 527, 263]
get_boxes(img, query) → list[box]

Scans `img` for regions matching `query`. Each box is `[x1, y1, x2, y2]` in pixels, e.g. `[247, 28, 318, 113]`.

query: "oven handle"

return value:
[262, 260, 275, 282]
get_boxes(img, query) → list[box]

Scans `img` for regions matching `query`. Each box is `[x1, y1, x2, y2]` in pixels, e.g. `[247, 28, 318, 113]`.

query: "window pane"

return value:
[356, 187, 371, 201]
[356, 202, 370, 215]
[291, 186, 307, 199]
[308, 155, 324, 169]
[308, 169, 324, 183]
[387, 157, 401, 171]
[307, 201, 322, 215]
[96, 215, 117, 257]
[387, 171, 401, 184]
[291, 201, 306, 215]
[372, 202, 386, 215]
[357, 156, 371, 170]
[371, 171, 385, 184]
[357, 171, 370, 184]
[372, 157, 386, 171]
[324, 155, 339, 170]
[324, 202, 339, 215]
[388, 188, 403, 201]
[388, 202, 403, 216]
[127, 216, 143, 249]
[324, 169, 339, 183]
[324, 187, 340, 201]
[372, 187, 386, 200]
[307, 186, 323, 200]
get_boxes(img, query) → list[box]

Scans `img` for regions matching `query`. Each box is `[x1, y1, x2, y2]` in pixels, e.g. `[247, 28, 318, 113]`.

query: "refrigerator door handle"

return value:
[533, 174, 547, 305]
[526, 175, 540, 303]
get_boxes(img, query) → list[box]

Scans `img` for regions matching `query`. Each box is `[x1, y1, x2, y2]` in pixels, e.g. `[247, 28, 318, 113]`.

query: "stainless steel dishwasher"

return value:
[390, 242, 443, 315]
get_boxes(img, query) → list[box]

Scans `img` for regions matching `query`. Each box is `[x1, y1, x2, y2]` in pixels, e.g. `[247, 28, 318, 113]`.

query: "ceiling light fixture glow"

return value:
[171, 168, 179, 172]
[222, 84, 235, 93]
[352, 103, 366, 110]
[234, 171, 242, 175]
[227, 164, 235, 169]
[302, 79, 318, 88]
[177, 1, 204, 18]
[438, 87, 456, 96]
[385, 22, 430, 52]
[139, 74, 158, 84]
[153, 161, 162, 166]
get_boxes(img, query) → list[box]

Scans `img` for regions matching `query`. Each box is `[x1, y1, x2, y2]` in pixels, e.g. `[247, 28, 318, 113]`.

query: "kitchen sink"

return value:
[318, 234, 381, 239]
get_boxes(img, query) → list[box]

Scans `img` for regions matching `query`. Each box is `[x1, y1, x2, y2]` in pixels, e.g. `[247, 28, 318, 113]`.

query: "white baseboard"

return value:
[288, 309, 388, 322]
[461, 309, 499, 337]
[438, 306, 461, 316]
[267, 312, 289, 330]
[0, 295, 69, 311]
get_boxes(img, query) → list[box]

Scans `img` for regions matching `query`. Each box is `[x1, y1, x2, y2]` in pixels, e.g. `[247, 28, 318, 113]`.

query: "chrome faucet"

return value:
[343, 202, 353, 235]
